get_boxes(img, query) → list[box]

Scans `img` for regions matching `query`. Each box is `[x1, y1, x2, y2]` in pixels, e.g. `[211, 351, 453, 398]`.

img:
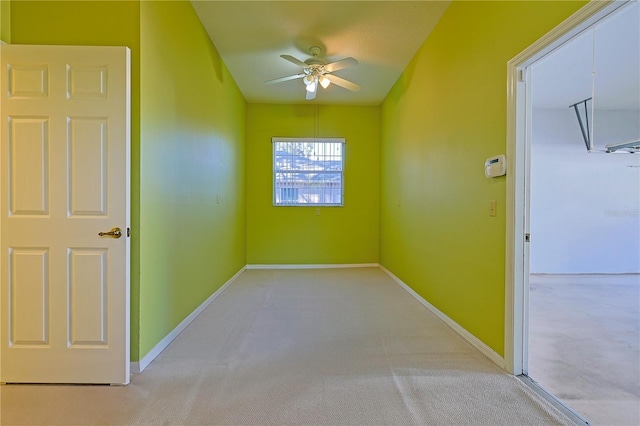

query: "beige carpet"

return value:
[1, 268, 573, 425]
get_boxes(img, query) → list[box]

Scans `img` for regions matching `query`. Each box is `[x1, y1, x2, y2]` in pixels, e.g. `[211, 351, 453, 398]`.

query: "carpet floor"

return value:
[1, 268, 573, 425]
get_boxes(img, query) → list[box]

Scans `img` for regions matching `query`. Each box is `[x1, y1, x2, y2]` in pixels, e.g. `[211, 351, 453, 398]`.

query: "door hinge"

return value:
[127, 227, 131, 237]
[518, 69, 525, 82]
[525, 233, 530, 242]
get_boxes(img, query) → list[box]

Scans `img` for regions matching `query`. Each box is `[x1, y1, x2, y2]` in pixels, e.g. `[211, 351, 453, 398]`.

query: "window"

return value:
[273, 138, 344, 206]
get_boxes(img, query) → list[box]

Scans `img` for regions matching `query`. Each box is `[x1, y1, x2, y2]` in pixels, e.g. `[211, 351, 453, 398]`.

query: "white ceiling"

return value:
[191, 1, 451, 105]
[532, 1, 639, 111]
[191, 1, 638, 109]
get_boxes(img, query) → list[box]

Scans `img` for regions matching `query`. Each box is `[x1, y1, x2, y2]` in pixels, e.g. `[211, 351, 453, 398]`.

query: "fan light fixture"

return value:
[306, 79, 318, 93]
[319, 76, 331, 89]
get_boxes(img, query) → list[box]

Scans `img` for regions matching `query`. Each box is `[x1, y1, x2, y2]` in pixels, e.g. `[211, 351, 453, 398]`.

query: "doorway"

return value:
[505, 0, 640, 424]
[526, 5, 639, 422]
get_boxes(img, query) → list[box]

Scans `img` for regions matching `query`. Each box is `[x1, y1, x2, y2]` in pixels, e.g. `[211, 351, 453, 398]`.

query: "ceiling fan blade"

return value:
[305, 88, 317, 100]
[325, 74, 361, 92]
[281, 54, 307, 68]
[324, 57, 358, 73]
[265, 73, 306, 85]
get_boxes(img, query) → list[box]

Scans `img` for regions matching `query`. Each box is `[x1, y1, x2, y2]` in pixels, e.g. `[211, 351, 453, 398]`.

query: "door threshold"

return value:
[518, 375, 591, 425]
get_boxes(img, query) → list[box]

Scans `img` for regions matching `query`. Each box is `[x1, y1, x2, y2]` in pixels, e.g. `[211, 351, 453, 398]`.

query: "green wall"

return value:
[139, 1, 246, 358]
[380, 0, 587, 356]
[247, 104, 380, 264]
[10, 0, 143, 360]
[0, 0, 10, 43]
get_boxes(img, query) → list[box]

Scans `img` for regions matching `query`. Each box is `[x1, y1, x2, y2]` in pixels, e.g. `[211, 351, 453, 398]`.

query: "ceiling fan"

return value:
[265, 46, 361, 100]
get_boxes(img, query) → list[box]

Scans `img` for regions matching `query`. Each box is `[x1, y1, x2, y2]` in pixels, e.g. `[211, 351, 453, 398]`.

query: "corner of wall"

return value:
[0, 0, 11, 43]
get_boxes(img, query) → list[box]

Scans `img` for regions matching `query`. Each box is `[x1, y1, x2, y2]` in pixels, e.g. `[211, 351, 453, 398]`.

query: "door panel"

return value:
[68, 248, 108, 347]
[9, 117, 49, 216]
[9, 248, 49, 347]
[68, 117, 108, 216]
[1, 45, 130, 384]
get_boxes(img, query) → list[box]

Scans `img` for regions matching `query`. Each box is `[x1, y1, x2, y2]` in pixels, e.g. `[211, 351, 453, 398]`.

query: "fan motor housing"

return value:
[305, 57, 326, 66]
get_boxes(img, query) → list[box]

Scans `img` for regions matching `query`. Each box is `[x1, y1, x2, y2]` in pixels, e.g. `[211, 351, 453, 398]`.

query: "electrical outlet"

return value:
[315, 208, 320, 216]
[489, 200, 497, 217]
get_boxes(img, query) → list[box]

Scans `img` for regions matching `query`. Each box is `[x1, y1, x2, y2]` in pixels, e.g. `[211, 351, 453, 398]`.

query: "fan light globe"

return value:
[306, 80, 317, 93]
[319, 76, 331, 89]
[303, 75, 314, 86]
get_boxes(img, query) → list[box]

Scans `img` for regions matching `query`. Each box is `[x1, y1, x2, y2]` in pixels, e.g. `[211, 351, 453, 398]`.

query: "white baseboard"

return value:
[246, 263, 380, 270]
[380, 265, 505, 369]
[130, 266, 246, 374]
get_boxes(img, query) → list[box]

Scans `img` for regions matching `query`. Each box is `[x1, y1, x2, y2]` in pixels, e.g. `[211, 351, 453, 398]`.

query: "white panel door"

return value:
[0, 45, 130, 384]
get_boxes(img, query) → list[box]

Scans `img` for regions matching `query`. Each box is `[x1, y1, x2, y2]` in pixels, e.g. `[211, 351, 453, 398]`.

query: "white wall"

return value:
[530, 109, 640, 274]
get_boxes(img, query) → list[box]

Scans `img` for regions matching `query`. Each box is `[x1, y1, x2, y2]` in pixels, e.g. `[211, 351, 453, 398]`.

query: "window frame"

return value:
[272, 137, 345, 207]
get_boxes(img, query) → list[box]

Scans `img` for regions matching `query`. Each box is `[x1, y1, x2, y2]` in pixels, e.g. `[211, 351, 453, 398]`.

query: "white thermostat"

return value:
[485, 155, 506, 178]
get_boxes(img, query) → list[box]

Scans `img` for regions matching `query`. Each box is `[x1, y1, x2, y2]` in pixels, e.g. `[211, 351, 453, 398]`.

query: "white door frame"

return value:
[504, 0, 632, 375]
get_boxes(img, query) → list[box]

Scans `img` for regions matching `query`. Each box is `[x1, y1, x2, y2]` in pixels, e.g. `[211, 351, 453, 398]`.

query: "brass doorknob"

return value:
[98, 227, 122, 239]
